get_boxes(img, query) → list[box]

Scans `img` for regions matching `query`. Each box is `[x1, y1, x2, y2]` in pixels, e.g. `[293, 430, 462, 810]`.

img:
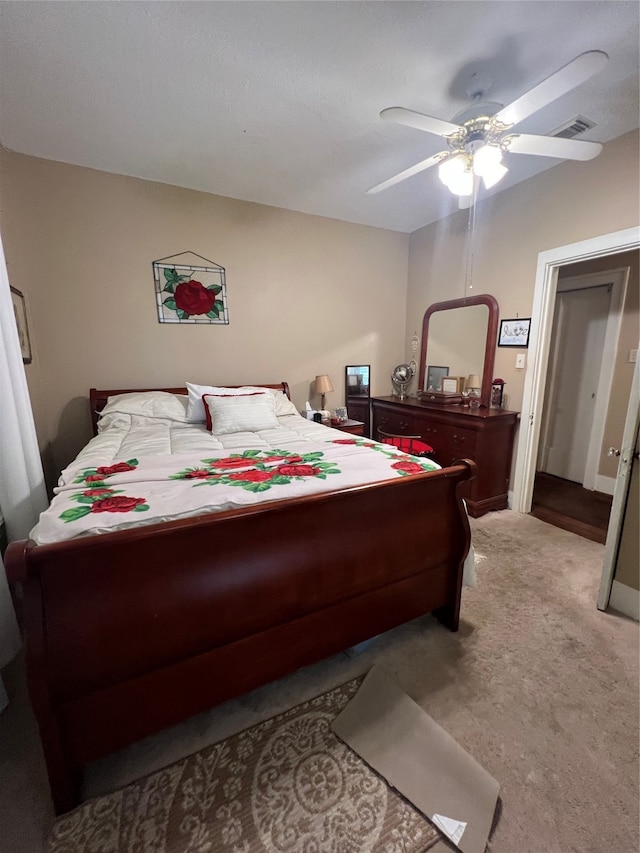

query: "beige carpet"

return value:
[49, 678, 440, 853]
[1, 511, 638, 853]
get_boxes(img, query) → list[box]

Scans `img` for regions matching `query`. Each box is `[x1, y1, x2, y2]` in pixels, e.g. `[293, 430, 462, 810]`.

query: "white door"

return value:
[598, 356, 640, 611]
[539, 284, 611, 483]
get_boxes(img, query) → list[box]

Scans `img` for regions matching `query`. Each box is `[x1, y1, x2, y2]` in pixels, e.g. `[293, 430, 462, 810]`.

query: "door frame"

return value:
[512, 226, 640, 513]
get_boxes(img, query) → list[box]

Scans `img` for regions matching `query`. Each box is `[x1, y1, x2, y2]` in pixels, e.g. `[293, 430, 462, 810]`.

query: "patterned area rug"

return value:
[49, 679, 441, 852]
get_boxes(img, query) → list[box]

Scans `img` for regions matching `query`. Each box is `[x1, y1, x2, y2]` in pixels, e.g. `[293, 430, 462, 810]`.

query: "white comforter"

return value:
[32, 413, 440, 543]
[31, 410, 476, 586]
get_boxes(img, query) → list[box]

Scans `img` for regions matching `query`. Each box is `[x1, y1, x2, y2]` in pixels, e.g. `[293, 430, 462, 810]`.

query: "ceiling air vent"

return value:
[550, 115, 596, 139]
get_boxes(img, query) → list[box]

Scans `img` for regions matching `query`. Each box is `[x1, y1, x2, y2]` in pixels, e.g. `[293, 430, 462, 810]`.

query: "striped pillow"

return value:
[204, 392, 278, 435]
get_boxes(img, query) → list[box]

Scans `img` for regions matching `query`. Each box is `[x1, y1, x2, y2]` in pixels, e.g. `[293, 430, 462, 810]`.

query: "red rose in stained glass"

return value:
[227, 470, 274, 483]
[90, 496, 147, 513]
[96, 462, 136, 476]
[391, 460, 423, 474]
[276, 464, 321, 477]
[174, 280, 216, 316]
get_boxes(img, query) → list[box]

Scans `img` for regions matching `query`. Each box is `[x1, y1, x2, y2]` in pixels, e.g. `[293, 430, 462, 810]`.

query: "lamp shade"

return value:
[315, 374, 334, 394]
[466, 374, 481, 390]
[473, 144, 502, 176]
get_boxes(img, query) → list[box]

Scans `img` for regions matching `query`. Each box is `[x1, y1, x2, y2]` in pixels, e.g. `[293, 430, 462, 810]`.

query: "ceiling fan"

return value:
[368, 50, 608, 202]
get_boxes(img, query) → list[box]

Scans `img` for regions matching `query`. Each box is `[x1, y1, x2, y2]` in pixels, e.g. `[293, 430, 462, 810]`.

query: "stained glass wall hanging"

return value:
[153, 251, 228, 324]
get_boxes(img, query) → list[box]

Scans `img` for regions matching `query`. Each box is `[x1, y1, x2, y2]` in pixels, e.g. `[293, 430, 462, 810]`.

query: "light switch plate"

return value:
[515, 354, 526, 369]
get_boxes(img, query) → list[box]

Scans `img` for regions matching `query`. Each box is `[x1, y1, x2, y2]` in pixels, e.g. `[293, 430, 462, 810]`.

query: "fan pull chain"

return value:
[463, 179, 480, 297]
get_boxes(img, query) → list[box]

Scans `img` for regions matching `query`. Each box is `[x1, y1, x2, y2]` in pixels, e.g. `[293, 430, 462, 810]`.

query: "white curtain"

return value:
[0, 229, 48, 709]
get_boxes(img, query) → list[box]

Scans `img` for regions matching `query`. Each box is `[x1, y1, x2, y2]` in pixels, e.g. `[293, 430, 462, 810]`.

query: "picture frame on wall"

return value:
[498, 318, 531, 348]
[10, 286, 32, 364]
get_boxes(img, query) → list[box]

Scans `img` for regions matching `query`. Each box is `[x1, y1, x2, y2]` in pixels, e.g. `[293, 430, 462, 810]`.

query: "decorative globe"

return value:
[391, 363, 414, 399]
[392, 364, 413, 383]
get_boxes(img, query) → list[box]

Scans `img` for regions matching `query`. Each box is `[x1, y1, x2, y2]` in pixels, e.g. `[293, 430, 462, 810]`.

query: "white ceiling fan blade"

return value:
[367, 151, 445, 194]
[493, 51, 608, 129]
[380, 107, 461, 138]
[503, 133, 603, 161]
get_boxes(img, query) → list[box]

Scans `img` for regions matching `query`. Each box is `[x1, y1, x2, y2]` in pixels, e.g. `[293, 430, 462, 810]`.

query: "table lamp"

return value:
[466, 374, 481, 392]
[315, 374, 334, 410]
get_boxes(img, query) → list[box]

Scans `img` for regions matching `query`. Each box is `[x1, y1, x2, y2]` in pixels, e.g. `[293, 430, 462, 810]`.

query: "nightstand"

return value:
[333, 419, 365, 436]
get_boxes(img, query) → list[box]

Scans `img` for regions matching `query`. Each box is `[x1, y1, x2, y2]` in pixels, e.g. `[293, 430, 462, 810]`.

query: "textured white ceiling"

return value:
[0, 1, 638, 233]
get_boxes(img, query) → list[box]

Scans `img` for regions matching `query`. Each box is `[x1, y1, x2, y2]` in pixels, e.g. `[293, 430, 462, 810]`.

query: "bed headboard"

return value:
[89, 382, 292, 436]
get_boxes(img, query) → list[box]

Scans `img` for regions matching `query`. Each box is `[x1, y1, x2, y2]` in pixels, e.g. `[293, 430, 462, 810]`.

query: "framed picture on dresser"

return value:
[426, 365, 448, 392]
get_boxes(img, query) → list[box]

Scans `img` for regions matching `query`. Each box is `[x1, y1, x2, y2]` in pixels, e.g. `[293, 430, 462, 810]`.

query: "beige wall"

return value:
[407, 130, 639, 477]
[0, 149, 408, 483]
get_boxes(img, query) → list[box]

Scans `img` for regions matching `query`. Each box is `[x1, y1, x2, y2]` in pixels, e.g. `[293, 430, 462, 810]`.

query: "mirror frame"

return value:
[418, 293, 499, 409]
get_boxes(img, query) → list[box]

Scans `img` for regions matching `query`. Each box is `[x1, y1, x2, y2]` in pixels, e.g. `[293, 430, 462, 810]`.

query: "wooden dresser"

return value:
[372, 395, 519, 517]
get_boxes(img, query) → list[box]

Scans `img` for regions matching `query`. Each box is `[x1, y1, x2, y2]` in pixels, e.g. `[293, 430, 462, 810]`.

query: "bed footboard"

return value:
[6, 459, 475, 814]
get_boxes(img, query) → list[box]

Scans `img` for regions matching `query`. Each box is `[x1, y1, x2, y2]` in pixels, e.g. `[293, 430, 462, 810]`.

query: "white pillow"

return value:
[100, 391, 189, 422]
[270, 390, 300, 417]
[204, 392, 279, 435]
[186, 382, 298, 422]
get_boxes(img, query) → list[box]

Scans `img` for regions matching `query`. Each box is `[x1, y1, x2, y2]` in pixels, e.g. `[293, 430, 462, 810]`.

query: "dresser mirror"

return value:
[418, 294, 499, 408]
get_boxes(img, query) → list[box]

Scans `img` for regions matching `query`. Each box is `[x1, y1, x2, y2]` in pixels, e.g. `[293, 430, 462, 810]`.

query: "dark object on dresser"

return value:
[372, 395, 518, 517]
[6, 383, 477, 815]
[420, 390, 463, 406]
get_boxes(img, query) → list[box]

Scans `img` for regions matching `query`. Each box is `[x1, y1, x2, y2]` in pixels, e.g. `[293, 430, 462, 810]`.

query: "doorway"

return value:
[528, 270, 624, 542]
[513, 227, 639, 516]
[512, 226, 639, 612]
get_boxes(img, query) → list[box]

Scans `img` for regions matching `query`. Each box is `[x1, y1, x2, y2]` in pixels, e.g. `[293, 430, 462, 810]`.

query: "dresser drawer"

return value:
[373, 408, 417, 437]
[434, 426, 477, 467]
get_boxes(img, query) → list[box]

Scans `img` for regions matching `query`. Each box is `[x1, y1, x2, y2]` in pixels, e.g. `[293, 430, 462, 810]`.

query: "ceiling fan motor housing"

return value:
[451, 100, 504, 126]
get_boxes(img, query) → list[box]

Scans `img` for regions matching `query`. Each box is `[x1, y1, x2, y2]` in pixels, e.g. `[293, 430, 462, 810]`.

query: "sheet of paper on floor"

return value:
[331, 665, 500, 853]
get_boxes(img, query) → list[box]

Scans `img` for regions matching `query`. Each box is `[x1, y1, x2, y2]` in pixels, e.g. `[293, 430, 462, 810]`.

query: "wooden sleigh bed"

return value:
[6, 382, 476, 814]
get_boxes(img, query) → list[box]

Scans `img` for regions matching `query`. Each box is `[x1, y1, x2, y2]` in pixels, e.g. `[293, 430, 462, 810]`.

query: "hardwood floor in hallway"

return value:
[530, 471, 613, 544]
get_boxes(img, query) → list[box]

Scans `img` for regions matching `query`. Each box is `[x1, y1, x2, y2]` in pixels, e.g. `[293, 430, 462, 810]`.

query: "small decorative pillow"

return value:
[202, 392, 263, 431]
[186, 382, 298, 422]
[204, 392, 279, 435]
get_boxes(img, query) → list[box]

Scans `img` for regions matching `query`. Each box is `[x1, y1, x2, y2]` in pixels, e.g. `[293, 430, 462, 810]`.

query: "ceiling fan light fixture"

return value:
[438, 153, 467, 188]
[472, 143, 503, 176]
[447, 168, 475, 197]
[481, 161, 508, 189]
